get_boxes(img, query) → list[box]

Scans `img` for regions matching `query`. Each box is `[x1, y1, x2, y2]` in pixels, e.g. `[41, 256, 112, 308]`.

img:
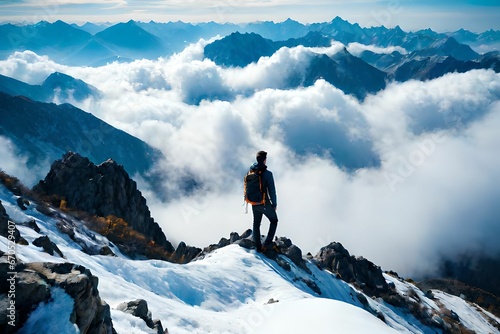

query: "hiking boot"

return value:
[261, 241, 275, 253]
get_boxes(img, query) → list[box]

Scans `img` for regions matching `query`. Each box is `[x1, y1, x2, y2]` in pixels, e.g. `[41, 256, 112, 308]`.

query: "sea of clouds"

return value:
[1, 39, 499, 277]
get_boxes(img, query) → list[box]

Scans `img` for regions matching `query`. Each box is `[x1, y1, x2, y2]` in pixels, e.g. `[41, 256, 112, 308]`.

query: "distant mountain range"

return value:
[0, 18, 498, 100]
[1, 17, 498, 67]
[203, 31, 498, 99]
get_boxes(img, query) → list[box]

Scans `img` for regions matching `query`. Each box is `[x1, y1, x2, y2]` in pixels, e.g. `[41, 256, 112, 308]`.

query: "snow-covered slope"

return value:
[1, 184, 499, 334]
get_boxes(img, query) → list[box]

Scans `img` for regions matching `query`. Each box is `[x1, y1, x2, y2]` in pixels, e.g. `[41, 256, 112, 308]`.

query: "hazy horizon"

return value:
[0, 0, 499, 33]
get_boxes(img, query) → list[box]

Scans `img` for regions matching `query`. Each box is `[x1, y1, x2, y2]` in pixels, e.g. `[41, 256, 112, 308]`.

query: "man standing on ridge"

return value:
[245, 151, 278, 252]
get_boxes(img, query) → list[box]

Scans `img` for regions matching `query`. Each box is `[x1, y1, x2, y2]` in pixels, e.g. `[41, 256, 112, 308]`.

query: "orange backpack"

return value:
[244, 170, 266, 206]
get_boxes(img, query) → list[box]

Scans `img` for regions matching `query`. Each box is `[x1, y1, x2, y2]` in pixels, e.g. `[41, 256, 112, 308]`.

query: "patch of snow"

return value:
[17, 287, 79, 334]
[254, 297, 399, 334]
[1, 183, 498, 334]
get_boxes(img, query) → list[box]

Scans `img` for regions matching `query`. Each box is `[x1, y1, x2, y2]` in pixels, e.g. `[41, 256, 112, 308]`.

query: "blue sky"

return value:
[0, 0, 498, 32]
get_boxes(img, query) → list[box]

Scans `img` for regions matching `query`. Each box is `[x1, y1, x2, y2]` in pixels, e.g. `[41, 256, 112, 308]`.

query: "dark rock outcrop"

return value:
[274, 237, 310, 273]
[116, 299, 166, 334]
[32, 235, 64, 258]
[18, 219, 41, 233]
[33, 152, 174, 253]
[197, 229, 253, 259]
[0, 261, 114, 334]
[0, 200, 22, 244]
[170, 242, 201, 264]
[16, 197, 30, 210]
[314, 242, 389, 296]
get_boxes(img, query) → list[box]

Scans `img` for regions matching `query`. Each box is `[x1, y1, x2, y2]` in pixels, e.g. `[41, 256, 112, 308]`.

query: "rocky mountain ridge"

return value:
[0, 72, 100, 103]
[0, 153, 499, 333]
[0, 91, 162, 181]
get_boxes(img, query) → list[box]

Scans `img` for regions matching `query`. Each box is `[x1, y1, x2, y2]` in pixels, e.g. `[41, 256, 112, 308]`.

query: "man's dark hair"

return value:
[256, 151, 267, 163]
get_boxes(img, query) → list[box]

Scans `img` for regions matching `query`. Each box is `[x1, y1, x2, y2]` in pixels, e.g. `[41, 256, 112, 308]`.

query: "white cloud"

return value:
[1, 47, 499, 278]
[0, 51, 65, 84]
[0, 136, 42, 186]
[347, 42, 408, 57]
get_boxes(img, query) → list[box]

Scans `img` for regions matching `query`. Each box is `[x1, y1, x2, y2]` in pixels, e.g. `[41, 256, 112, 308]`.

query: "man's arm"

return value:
[266, 171, 277, 207]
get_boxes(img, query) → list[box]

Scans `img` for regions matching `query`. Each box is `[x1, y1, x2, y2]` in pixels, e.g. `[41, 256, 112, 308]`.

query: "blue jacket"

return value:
[249, 162, 277, 207]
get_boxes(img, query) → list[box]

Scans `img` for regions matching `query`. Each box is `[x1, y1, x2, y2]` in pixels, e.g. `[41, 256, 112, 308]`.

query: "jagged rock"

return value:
[33, 236, 64, 258]
[274, 237, 310, 273]
[275, 256, 291, 271]
[266, 298, 279, 304]
[302, 278, 322, 295]
[240, 229, 252, 239]
[170, 241, 201, 264]
[0, 264, 51, 332]
[385, 270, 401, 279]
[99, 245, 116, 256]
[234, 238, 254, 249]
[196, 230, 252, 259]
[56, 218, 76, 239]
[117, 299, 152, 326]
[16, 197, 30, 210]
[200, 243, 220, 254]
[117, 299, 166, 333]
[315, 242, 389, 296]
[217, 237, 230, 248]
[425, 290, 435, 299]
[1, 200, 9, 222]
[0, 262, 114, 333]
[38, 262, 113, 333]
[275, 237, 292, 249]
[229, 232, 240, 243]
[283, 245, 304, 268]
[355, 256, 389, 291]
[19, 219, 41, 233]
[33, 152, 174, 253]
[35, 203, 56, 217]
[152, 319, 166, 334]
[0, 201, 22, 244]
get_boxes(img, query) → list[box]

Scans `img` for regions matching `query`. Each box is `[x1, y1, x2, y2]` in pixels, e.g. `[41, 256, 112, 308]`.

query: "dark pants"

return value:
[252, 203, 278, 248]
